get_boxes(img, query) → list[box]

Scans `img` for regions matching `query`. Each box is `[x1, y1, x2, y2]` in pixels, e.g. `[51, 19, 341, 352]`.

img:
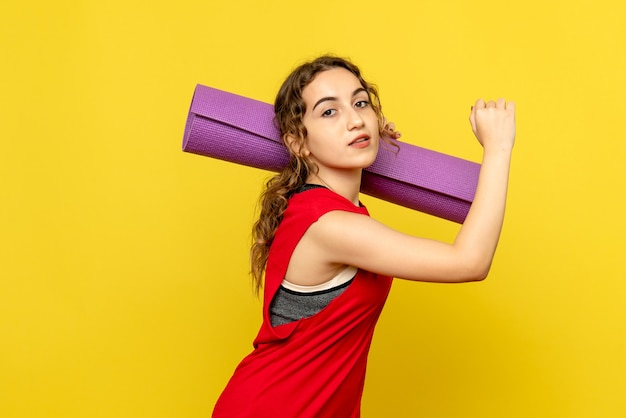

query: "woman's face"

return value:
[299, 67, 380, 179]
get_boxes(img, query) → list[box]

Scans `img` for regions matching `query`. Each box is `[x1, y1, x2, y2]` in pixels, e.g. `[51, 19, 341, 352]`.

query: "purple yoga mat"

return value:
[182, 84, 480, 223]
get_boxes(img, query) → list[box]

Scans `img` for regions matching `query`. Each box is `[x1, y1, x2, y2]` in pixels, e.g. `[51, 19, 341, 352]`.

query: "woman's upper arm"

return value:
[308, 210, 487, 283]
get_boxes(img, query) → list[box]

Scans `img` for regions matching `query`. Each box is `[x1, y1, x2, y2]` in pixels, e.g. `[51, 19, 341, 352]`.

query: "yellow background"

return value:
[1, 0, 625, 416]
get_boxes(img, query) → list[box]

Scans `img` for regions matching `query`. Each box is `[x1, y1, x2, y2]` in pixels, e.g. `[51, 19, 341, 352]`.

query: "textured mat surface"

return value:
[182, 84, 479, 223]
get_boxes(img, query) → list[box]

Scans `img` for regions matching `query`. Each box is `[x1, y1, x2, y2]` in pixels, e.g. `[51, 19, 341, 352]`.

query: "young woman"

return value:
[212, 56, 516, 417]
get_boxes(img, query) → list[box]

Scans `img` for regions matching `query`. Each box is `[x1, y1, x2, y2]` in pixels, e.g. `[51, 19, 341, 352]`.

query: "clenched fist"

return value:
[469, 98, 516, 152]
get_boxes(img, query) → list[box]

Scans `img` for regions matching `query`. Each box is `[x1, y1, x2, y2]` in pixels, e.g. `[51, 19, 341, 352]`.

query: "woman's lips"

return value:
[349, 135, 370, 147]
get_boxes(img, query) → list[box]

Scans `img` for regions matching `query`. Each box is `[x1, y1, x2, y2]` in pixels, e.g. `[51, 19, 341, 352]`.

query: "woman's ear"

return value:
[286, 134, 310, 157]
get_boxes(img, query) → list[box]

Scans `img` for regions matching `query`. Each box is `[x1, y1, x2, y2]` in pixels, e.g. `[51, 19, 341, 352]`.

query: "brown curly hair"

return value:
[250, 55, 389, 295]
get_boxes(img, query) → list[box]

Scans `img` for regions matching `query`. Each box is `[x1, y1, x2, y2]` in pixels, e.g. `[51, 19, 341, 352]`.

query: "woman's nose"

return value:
[346, 109, 365, 130]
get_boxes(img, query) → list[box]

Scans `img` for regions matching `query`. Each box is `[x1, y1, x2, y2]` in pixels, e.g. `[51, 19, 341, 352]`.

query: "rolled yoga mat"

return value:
[182, 84, 480, 224]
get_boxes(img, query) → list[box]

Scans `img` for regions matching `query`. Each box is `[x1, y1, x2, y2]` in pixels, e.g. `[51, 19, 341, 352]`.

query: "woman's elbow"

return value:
[456, 259, 492, 283]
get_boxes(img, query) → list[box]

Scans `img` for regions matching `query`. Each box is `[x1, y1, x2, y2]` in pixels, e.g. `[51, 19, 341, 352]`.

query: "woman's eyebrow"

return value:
[353, 87, 367, 97]
[312, 88, 368, 111]
[312, 96, 336, 111]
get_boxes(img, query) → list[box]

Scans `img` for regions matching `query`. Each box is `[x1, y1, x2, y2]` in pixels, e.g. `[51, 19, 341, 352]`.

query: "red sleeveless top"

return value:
[212, 188, 393, 417]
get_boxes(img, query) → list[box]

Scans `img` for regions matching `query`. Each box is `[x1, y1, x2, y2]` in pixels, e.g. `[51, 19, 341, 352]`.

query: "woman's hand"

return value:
[382, 120, 402, 140]
[469, 98, 516, 152]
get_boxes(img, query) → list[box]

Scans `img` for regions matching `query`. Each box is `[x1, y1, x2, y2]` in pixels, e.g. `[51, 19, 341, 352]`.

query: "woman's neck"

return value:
[307, 169, 362, 206]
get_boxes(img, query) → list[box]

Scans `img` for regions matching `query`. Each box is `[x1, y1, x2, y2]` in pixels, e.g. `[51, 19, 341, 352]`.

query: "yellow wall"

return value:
[1, 0, 625, 416]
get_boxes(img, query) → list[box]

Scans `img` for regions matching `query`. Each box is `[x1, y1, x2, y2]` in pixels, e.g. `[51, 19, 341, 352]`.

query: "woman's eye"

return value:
[322, 109, 336, 117]
[355, 100, 370, 108]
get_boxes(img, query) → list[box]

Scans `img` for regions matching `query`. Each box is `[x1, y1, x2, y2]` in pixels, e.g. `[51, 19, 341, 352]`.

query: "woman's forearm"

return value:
[453, 148, 513, 279]
[451, 98, 516, 279]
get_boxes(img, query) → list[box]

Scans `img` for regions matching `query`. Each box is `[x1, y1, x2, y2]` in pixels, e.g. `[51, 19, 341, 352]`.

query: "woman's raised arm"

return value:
[305, 98, 516, 283]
